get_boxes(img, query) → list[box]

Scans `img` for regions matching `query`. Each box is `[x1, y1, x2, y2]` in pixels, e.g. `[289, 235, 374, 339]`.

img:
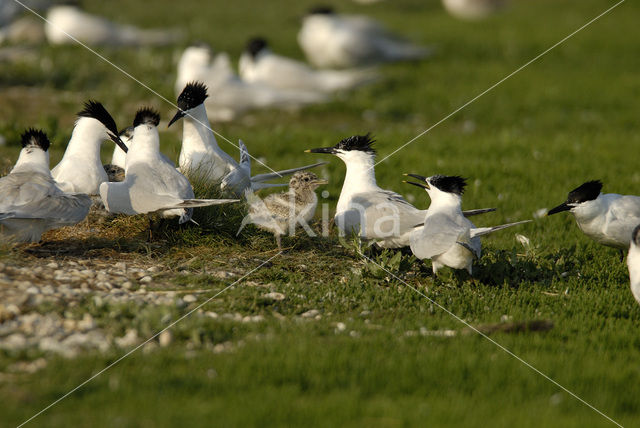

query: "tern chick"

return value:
[547, 180, 640, 250]
[237, 172, 327, 249]
[405, 174, 530, 275]
[0, 129, 91, 243]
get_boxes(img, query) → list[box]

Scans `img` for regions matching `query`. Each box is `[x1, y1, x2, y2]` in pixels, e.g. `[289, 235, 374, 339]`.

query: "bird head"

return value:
[168, 81, 209, 127]
[77, 100, 127, 153]
[289, 171, 328, 192]
[547, 180, 603, 216]
[403, 174, 466, 201]
[21, 128, 51, 152]
[246, 37, 269, 59]
[305, 133, 376, 164]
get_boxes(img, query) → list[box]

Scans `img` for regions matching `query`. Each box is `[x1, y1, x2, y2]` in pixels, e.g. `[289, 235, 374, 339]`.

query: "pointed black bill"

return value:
[109, 133, 128, 153]
[547, 202, 571, 216]
[168, 110, 185, 128]
[305, 147, 336, 154]
[404, 173, 428, 182]
[402, 180, 428, 190]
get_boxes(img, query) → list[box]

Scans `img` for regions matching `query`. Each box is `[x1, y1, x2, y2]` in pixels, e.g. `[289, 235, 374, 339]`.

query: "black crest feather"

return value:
[246, 37, 268, 59]
[77, 100, 118, 135]
[308, 5, 334, 15]
[133, 107, 160, 128]
[429, 175, 467, 195]
[567, 180, 602, 204]
[176, 81, 209, 111]
[21, 128, 50, 152]
[336, 133, 376, 155]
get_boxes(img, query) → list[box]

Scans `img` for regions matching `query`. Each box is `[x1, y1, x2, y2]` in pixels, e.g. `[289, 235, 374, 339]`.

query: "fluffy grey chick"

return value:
[237, 171, 327, 249]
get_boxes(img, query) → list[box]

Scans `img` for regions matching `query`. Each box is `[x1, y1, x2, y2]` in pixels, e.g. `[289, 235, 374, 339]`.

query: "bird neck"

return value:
[12, 148, 50, 175]
[342, 154, 377, 188]
[182, 104, 219, 153]
[427, 192, 463, 215]
[63, 117, 107, 158]
[126, 126, 160, 168]
[570, 197, 606, 224]
[337, 154, 378, 211]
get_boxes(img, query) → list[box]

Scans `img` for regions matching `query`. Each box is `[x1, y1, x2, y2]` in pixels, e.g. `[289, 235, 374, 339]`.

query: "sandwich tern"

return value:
[99, 107, 238, 224]
[239, 37, 375, 94]
[405, 174, 530, 275]
[45, 4, 182, 46]
[51, 100, 128, 195]
[627, 225, 640, 306]
[168, 81, 326, 196]
[305, 134, 494, 248]
[237, 171, 328, 249]
[175, 44, 325, 122]
[547, 180, 640, 250]
[298, 6, 431, 69]
[0, 129, 91, 243]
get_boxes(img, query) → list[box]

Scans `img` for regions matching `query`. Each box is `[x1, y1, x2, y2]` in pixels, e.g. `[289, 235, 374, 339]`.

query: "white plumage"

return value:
[99, 108, 237, 224]
[306, 135, 494, 248]
[548, 180, 640, 250]
[52, 101, 128, 195]
[1, 129, 91, 243]
[406, 174, 530, 275]
[298, 7, 431, 69]
[175, 44, 325, 122]
[169, 82, 326, 196]
[239, 37, 375, 94]
[45, 4, 182, 46]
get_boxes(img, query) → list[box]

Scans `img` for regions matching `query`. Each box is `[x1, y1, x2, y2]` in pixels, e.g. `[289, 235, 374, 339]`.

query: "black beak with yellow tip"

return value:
[304, 146, 337, 154]
[402, 173, 429, 190]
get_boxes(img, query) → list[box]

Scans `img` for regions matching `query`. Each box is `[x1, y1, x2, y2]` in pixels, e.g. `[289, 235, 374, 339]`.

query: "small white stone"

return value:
[336, 322, 346, 332]
[139, 276, 152, 283]
[262, 292, 285, 301]
[183, 294, 197, 303]
[301, 309, 320, 318]
[159, 330, 172, 347]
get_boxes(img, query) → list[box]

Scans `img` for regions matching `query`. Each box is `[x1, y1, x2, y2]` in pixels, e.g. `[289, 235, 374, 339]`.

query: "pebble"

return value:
[301, 309, 320, 318]
[139, 276, 153, 283]
[159, 330, 173, 347]
[183, 294, 197, 303]
[262, 292, 286, 301]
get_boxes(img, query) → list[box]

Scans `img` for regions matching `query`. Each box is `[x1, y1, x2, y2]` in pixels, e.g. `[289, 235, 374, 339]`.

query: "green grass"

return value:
[2, 0, 640, 426]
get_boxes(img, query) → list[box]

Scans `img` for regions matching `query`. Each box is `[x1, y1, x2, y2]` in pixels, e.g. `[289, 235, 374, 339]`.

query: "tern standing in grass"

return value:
[405, 174, 530, 275]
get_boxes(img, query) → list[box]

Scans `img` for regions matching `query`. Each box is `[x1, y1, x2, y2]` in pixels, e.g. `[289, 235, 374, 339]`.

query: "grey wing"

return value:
[349, 190, 424, 239]
[0, 172, 54, 210]
[413, 215, 467, 259]
[1, 192, 91, 224]
[608, 196, 640, 243]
